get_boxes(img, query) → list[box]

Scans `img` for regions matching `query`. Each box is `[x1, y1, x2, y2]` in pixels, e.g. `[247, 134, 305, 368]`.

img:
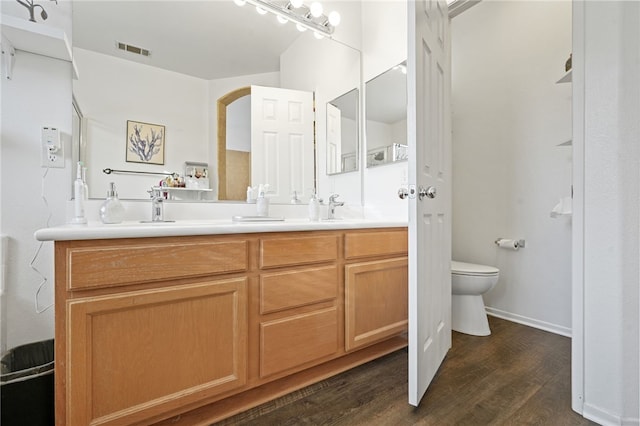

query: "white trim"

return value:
[570, 0, 585, 416]
[583, 403, 640, 426]
[485, 307, 572, 338]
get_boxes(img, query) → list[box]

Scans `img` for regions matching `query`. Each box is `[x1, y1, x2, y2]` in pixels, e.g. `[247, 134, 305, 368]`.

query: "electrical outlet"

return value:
[41, 127, 64, 168]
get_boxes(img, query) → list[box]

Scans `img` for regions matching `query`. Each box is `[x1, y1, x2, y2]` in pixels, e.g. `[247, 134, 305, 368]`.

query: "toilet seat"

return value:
[451, 261, 499, 277]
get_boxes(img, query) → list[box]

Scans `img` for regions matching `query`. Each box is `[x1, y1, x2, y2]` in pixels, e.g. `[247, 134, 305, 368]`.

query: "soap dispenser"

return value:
[99, 182, 125, 224]
[308, 192, 320, 221]
[256, 184, 270, 217]
[71, 161, 87, 224]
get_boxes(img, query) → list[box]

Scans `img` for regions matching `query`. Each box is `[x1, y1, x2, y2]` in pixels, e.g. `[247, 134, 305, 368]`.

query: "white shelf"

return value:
[1, 14, 72, 61]
[556, 70, 572, 84]
[1, 14, 78, 79]
[158, 187, 212, 192]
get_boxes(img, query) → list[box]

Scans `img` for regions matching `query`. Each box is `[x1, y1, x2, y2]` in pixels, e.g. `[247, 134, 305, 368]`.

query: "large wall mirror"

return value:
[72, 1, 361, 202]
[365, 61, 408, 168]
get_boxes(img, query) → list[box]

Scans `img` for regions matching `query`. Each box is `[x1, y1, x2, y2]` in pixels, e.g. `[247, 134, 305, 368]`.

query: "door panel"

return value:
[251, 85, 314, 203]
[408, 0, 452, 406]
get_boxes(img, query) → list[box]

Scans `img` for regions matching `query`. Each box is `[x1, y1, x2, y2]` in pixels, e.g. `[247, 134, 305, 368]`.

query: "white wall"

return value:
[0, 0, 73, 352]
[366, 118, 407, 150]
[73, 48, 209, 200]
[575, 1, 639, 423]
[280, 26, 362, 206]
[226, 95, 251, 152]
[1, 49, 73, 351]
[451, 1, 573, 335]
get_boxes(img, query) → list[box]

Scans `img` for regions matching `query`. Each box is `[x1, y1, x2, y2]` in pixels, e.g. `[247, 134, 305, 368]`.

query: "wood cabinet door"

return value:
[66, 278, 247, 426]
[345, 258, 408, 352]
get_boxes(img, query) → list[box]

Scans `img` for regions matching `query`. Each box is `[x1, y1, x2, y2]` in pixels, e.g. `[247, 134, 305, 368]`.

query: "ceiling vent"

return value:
[116, 42, 150, 57]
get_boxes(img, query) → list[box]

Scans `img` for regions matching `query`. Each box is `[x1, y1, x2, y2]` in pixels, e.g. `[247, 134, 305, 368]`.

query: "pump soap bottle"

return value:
[99, 182, 125, 224]
[308, 193, 320, 221]
[71, 161, 87, 224]
[256, 184, 269, 217]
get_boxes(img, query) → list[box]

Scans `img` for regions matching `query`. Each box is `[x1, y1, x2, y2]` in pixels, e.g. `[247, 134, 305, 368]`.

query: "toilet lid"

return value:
[451, 260, 499, 276]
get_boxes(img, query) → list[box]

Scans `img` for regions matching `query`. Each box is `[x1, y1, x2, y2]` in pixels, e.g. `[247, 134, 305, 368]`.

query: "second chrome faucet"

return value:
[327, 194, 344, 220]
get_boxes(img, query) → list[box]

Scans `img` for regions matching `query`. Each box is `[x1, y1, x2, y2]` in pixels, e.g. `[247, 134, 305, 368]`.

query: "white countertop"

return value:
[35, 218, 408, 241]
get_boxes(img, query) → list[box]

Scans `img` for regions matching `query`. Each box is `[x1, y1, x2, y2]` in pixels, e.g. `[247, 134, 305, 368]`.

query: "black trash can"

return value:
[1, 339, 55, 426]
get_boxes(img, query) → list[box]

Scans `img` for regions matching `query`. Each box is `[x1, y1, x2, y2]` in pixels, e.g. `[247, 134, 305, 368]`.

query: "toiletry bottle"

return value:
[71, 161, 87, 224]
[246, 186, 254, 203]
[256, 184, 269, 217]
[308, 193, 320, 221]
[99, 182, 126, 224]
[82, 166, 89, 200]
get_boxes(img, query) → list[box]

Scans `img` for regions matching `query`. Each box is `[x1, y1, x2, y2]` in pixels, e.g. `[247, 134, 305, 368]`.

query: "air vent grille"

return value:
[116, 42, 150, 57]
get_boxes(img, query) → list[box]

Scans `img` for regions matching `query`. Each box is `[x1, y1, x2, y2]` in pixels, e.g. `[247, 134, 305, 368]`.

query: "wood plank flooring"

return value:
[217, 317, 596, 425]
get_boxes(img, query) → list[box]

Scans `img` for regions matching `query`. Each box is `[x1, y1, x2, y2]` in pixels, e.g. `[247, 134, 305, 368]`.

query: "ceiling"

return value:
[72, 1, 305, 80]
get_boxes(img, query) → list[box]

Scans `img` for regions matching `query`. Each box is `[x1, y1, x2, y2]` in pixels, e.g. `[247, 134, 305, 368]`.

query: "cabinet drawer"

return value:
[260, 307, 338, 378]
[66, 240, 248, 290]
[259, 235, 338, 269]
[260, 266, 338, 314]
[344, 229, 407, 260]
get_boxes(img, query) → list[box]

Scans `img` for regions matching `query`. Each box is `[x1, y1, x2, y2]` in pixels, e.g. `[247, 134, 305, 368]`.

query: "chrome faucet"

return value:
[148, 187, 165, 222]
[327, 193, 344, 219]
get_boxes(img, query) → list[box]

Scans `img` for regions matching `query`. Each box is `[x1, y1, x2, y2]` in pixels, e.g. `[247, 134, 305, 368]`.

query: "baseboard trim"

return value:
[583, 402, 640, 426]
[485, 307, 572, 338]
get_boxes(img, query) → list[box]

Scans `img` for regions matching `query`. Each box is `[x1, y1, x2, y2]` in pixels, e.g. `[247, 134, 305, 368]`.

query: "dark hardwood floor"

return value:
[218, 317, 596, 425]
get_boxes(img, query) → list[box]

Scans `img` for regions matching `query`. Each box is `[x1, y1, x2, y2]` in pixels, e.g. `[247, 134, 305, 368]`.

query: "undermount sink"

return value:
[232, 215, 285, 223]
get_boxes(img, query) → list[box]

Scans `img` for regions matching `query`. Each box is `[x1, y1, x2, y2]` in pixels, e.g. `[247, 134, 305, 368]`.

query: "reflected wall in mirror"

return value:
[365, 61, 408, 168]
[72, 0, 361, 202]
[326, 88, 359, 175]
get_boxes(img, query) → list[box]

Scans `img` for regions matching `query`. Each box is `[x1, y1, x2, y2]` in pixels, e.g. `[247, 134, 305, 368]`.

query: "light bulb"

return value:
[328, 11, 340, 26]
[256, 6, 267, 14]
[233, 0, 246, 5]
[310, 2, 323, 17]
[290, 0, 304, 8]
[313, 31, 324, 40]
[296, 23, 307, 32]
[276, 14, 288, 24]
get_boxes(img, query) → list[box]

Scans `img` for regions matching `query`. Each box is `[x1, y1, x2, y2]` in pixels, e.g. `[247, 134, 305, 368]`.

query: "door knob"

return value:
[418, 186, 436, 200]
[398, 187, 409, 200]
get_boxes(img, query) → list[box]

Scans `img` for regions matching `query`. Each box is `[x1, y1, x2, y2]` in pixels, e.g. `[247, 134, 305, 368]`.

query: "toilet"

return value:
[451, 261, 500, 336]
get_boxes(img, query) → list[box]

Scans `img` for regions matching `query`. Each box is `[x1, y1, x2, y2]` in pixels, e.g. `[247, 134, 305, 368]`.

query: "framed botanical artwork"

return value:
[126, 120, 165, 165]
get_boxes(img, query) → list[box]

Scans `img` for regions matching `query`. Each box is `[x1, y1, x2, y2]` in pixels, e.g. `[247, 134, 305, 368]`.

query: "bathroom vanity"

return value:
[38, 222, 408, 425]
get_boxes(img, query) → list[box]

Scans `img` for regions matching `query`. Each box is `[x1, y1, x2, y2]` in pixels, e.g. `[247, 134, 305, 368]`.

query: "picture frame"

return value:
[126, 120, 165, 165]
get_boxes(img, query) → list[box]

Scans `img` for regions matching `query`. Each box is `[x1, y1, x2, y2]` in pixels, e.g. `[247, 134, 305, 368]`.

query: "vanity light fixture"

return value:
[235, 0, 340, 38]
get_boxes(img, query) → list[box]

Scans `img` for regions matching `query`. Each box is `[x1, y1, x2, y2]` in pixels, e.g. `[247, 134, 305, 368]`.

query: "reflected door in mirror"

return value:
[251, 86, 314, 204]
[326, 88, 359, 175]
[326, 103, 342, 174]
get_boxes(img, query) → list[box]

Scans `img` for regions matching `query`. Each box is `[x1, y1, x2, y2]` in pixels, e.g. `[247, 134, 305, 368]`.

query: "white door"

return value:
[407, 0, 452, 406]
[326, 102, 342, 174]
[251, 85, 314, 203]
